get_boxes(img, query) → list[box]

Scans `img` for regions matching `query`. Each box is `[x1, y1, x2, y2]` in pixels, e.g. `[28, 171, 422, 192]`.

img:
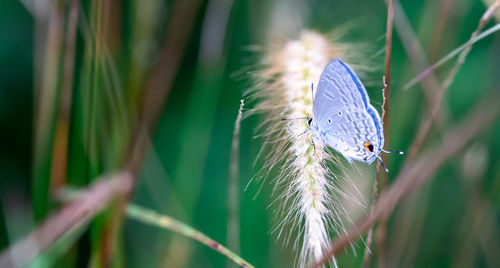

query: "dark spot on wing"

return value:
[363, 141, 374, 152]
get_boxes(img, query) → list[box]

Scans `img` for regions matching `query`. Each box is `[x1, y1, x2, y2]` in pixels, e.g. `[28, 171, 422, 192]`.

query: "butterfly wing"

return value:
[312, 58, 384, 163]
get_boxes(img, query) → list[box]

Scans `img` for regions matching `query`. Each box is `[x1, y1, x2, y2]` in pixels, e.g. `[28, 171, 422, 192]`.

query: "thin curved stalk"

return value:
[127, 204, 254, 268]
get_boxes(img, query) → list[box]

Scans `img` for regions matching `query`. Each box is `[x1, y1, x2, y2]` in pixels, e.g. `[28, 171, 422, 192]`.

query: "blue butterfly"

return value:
[307, 58, 402, 171]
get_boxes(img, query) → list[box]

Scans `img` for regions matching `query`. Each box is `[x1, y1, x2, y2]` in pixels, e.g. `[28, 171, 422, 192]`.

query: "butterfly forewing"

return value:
[313, 59, 369, 127]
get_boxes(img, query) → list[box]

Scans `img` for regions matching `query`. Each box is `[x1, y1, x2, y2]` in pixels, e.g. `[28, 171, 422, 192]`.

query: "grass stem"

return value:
[227, 100, 245, 261]
[127, 204, 254, 268]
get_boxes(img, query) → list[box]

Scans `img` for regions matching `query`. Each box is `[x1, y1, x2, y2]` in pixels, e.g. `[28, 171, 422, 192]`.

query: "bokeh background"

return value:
[1, 0, 500, 267]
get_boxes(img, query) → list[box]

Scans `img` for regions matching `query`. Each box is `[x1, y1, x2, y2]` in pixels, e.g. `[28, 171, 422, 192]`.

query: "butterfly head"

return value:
[307, 117, 322, 136]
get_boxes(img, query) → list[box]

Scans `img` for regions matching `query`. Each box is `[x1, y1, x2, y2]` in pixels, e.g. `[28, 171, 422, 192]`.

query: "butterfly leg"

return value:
[297, 129, 308, 138]
[311, 137, 326, 162]
[311, 137, 317, 157]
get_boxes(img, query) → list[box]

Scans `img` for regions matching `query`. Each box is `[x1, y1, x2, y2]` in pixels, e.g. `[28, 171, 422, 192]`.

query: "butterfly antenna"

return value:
[381, 149, 404, 155]
[311, 82, 314, 101]
[377, 155, 389, 173]
[281, 117, 307, 121]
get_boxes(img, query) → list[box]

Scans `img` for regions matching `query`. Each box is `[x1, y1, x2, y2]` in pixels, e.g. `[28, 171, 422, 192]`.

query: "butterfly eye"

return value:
[363, 142, 374, 152]
[307, 117, 313, 126]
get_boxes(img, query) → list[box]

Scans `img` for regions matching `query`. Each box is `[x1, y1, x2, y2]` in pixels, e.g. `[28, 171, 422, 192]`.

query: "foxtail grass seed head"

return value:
[249, 30, 367, 267]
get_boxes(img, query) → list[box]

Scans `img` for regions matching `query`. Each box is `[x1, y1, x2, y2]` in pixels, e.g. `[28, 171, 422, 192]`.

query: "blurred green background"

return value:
[1, 0, 500, 267]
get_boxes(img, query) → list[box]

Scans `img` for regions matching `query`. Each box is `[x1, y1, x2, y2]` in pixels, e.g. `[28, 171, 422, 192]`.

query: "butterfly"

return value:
[306, 58, 402, 171]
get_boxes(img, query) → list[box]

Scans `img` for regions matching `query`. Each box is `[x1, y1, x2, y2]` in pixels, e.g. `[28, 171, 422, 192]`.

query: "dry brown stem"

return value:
[393, 1, 445, 123]
[0, 172, 134, 267]
[126, 0, 204, 175]
[364, 1, 394, 266]
[407, 0, 500, 160]
[50, 0, 78, 197]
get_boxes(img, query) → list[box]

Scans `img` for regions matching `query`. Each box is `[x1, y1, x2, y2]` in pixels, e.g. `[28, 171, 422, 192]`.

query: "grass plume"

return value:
[250, 30, 367, 267]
